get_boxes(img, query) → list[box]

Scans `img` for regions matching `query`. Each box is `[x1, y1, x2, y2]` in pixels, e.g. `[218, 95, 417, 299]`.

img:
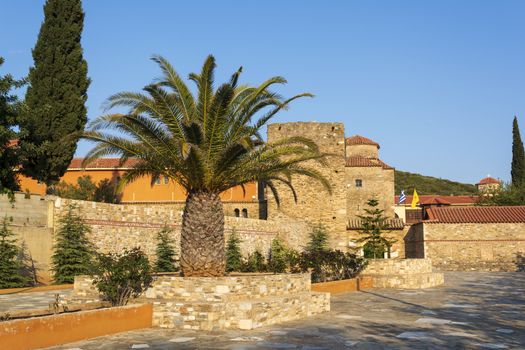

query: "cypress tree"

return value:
[19, 0, 90, 185]
[0, 217, 31, 288]
[0, 57, 24, 195]
[511, 116, 525, 188]
[225, 230, 243, 272]
[52, 204, 94, 284]
[155, 226, 178, 273]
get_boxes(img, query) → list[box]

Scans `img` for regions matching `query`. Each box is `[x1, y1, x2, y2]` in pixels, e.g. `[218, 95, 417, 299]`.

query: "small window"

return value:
[242, 208, 248, 218]
[355, 179, 363, 188]
[154, 177, 161, 185]
[164, 176, 169, 184]
[234, 209, 240, 217]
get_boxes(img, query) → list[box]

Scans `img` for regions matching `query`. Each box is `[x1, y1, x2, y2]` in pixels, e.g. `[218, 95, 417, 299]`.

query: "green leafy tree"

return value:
[357, 199, 396, 259]
[83, 55, 330, 276]
[0, 217, 31, 288]
[225, 230, 243, 272]
[511, 116, 525, 188]
[0, 57, 24, 195]
[305, 224, 329, 254]
[155, 226, 178, 273]
[268, 237, 288, 273]
[477, 182, 525, 206]
[51, 204, 94, 284]
[54, 175, 119, 203]
[19, 0, 90, 186]
[92, 247, 152, 306]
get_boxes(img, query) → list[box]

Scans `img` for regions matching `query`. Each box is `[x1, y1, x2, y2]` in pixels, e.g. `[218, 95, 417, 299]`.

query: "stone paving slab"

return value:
[0, 290, 71, 312]
[35, 272, 525, 349]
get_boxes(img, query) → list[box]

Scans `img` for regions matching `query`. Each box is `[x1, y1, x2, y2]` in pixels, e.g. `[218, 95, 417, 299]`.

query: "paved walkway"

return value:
[0, 289, 71, 312]
[24, 273, 525, 349]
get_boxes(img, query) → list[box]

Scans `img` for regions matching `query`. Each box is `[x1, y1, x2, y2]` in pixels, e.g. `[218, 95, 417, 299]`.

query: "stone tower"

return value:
[345, 135, 395, 220]
[477, 176, 501, 194]
[266, 122, 348, 249]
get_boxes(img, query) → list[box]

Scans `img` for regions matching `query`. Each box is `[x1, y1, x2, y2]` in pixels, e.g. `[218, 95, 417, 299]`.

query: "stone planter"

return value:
[360, 258, 444, 289]
[69, 273, 330, 331]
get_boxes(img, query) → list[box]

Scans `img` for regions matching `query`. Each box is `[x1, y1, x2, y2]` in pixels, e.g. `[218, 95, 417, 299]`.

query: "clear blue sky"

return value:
[1, 0, 524, 184]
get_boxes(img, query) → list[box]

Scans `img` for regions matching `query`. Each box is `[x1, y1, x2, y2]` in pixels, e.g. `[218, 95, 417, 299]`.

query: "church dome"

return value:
[345, 135, 380, 149]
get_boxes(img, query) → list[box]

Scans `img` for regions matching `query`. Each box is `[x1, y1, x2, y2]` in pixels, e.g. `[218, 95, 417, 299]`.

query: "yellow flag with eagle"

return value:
[411, 189, 420, 208]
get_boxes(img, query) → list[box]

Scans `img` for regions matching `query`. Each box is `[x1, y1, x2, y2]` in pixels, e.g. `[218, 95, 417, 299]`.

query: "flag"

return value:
[411, 189, 420, 208]
[399, 190, 406, 204]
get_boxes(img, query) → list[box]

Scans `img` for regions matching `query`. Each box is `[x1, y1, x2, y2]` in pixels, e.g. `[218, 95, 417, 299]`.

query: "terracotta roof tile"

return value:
[68, 158, 139, 169]
[345, 135, 380, 148]
[395, 195, 480, 206]
[425, 206, 525, 223]
[477, 177, 501, 185]
[346, 156, 393, 170]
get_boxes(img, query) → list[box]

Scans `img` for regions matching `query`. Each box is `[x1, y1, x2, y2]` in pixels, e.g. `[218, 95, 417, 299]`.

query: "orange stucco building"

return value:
[18, 158, 258, 203]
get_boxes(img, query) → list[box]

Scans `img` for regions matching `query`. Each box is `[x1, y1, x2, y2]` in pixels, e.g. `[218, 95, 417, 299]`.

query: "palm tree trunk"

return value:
[180, 191, 225, 276]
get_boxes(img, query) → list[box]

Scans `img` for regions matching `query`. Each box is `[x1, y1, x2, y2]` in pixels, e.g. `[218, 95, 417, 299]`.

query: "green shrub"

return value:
[268, 237, 288, 273]
[92, 247, 153, 306]
[286, 248, 302, 273]
[300, 249, 367, 283]
[52, 204, 94, 284]
[241, 250, 266, 272]
[225, 230, 243, 272]
[155, 226, 178, 273]
[0, 217, 32, 288]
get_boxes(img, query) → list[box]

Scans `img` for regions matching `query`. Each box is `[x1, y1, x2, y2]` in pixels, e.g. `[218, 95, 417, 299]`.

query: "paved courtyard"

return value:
[6, 272, 525, 349]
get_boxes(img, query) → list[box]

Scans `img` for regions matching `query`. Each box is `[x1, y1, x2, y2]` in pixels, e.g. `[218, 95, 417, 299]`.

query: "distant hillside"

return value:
[395, 170, 478, 196]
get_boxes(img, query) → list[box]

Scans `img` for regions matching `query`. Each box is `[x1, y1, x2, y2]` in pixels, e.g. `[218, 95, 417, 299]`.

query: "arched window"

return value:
[234, 208, 240, 217]
[242, 209, 248, 218]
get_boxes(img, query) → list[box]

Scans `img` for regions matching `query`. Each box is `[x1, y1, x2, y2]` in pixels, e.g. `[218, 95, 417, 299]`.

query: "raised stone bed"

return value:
[69, 273, 330, 331]
[360, 258, 444, 289]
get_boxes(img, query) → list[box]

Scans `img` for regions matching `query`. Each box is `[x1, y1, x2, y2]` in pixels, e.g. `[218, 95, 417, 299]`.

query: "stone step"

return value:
[363, 272, 444, 289]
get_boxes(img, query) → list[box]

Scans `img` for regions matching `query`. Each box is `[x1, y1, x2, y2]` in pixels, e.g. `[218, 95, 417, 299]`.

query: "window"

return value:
[164, 176, 169, 184]
[355, 179, 363, 188]
[242, 208, 248, 218]
[154, 177, 161, 185]
[234, 209, 240, 217]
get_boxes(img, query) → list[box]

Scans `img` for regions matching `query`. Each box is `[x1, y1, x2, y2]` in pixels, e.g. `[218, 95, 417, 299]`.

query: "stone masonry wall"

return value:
[53, 198, 310, 266]
[421, 222, 525, 272]
[266, 122, 348, 250]
[345, 166, 395, 220]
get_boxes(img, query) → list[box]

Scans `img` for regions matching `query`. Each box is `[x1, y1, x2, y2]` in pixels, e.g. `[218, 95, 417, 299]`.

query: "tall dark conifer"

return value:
[511, 116, 525, 187]
[0, 57, 24, 194]
[19, 0, 89, 185]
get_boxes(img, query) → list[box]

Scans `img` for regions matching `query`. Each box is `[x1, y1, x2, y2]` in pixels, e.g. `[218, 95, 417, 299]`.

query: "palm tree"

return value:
[83, 55, 331, 277]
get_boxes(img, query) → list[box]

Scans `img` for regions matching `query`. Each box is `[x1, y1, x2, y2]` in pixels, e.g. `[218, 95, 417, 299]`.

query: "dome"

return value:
[345, 135, 380, 149]
[477, 177, 500, 185]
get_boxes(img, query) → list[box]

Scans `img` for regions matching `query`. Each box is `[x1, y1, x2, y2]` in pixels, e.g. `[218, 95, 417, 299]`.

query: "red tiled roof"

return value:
[395, 195, 480, 206]
[477, 177, 500, 185]
[7, 139, 18, 148]
[346, 156, 393, 169]
[345, 135, 380, 149]
[426, 206, 525, 223]
[68, 158, 139, 169]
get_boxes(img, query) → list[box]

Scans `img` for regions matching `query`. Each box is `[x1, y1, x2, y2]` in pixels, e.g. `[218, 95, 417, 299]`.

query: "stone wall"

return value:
[266, 122, 348, 250]
[420, 222, 525, 272]
[360, 259, 444, 289]
[346, 144, 378, 158]
[345, 166, 395, 220]
[0, 193, 52, 227]
[70, 273, 330, 330]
